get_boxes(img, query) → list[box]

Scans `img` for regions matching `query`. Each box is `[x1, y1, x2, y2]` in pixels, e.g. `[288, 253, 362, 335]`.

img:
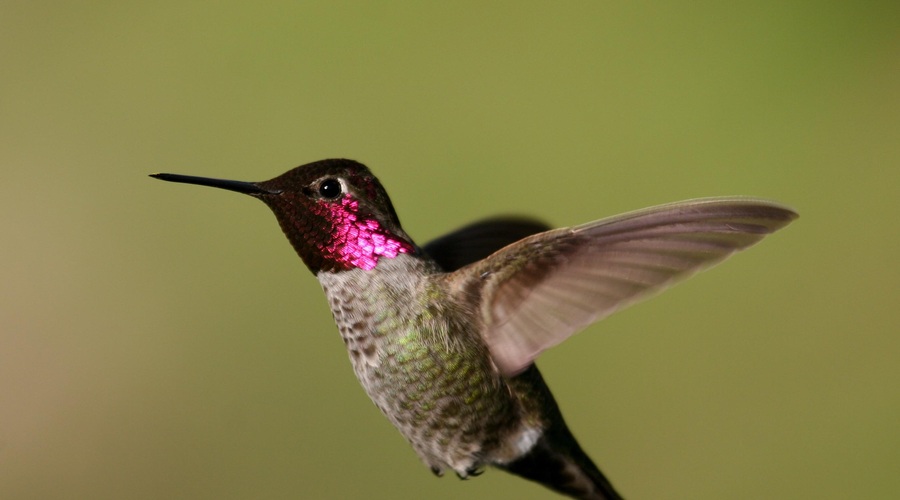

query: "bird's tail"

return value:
[497, 365, 623, 499]
[498, 426, 622, 500]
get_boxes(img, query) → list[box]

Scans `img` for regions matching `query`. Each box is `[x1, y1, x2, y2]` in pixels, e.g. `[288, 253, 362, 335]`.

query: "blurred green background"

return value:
[2, 2, 898, 499]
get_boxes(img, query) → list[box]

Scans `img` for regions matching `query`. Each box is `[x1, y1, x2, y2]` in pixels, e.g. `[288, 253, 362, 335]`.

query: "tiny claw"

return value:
[430, 466, 444, 477]
[455, 466, 484, 480]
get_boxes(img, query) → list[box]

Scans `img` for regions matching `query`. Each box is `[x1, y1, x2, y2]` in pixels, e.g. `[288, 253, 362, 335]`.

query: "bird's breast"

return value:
[316, 257, 525, 472]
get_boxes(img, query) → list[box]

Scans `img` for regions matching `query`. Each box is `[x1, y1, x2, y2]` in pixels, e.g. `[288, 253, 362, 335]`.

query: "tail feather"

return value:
[497, 365, 623, 499]
[498, 429, 622, 500]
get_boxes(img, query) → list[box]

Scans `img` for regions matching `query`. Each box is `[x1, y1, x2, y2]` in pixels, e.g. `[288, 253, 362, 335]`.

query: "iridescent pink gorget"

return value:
[312, 194, 414, 271]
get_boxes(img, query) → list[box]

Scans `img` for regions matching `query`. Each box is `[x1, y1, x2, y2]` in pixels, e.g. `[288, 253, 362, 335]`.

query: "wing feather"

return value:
[449, 197, 797, 376]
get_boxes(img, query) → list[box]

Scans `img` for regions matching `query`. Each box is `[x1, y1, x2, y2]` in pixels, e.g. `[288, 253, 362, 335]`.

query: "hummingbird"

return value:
[151, 159, 797, 499]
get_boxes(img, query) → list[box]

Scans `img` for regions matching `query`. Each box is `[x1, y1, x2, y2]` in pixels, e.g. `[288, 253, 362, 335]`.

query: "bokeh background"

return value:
[2, 2, 898, 499]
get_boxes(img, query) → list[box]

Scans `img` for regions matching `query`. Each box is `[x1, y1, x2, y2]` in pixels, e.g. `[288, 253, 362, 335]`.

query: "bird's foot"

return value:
[455, 465, 484, 480]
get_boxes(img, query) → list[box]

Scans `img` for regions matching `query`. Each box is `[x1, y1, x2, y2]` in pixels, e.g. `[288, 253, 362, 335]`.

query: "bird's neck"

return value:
[316, 253, 443, 369]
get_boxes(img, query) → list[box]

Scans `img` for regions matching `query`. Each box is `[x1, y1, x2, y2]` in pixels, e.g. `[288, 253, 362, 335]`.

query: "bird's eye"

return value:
[318, 178, 342, 199]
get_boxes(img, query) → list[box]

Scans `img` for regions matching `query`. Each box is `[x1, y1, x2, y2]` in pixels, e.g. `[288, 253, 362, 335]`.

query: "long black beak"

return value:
[149, 173, 279, 195]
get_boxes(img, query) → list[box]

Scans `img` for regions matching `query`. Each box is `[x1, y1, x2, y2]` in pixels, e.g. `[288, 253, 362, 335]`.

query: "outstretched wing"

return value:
[424, 217, 551, 272]
[449, 197, 798, 376]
